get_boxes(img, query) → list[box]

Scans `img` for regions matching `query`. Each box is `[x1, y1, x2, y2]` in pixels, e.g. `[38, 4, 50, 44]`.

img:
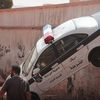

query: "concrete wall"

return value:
[0, 0, 100, 28]
[70, 0, 92, 2]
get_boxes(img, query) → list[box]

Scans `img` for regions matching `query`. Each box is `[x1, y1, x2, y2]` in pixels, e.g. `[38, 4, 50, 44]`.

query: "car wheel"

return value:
[88, 47, 100, 67]
[31, 92, 40, 100]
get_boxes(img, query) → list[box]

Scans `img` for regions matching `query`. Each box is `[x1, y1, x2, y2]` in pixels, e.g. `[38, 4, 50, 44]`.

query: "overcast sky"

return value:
[13, 0, 70, 8]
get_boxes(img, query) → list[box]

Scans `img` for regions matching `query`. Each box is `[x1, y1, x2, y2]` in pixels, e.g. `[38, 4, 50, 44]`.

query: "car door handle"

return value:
[70, 56, 76, 62]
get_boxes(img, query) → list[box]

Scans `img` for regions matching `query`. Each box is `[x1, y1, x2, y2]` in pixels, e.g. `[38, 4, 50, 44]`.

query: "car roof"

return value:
[92, 12, 100, 29]
[36, 13, 99, 54]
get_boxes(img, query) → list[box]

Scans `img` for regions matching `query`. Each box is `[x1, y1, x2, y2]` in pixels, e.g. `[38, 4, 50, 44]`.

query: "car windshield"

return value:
[22, 47, 38, 76]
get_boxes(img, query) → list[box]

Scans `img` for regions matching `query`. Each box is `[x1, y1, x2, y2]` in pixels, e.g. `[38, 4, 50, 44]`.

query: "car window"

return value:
[35, 45, 57, 70]
[34, 33, 88, 76]
[55, 34, 88, 56]
[22, 47, 38, 76]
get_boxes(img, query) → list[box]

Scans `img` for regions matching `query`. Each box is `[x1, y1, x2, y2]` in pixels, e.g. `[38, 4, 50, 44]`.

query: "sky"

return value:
[13, 0, 70, 8]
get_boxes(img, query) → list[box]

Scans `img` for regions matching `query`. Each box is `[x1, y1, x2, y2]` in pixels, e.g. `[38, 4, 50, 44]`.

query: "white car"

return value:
[21, 12, 100, 99]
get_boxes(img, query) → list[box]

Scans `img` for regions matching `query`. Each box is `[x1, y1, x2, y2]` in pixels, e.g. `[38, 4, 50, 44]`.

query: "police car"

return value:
[21, 12, 100, 98]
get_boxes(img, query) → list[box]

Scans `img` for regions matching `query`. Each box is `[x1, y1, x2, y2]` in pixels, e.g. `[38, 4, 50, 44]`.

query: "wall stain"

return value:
[17, 42, 25, 58]
[0, 44, 10, 59]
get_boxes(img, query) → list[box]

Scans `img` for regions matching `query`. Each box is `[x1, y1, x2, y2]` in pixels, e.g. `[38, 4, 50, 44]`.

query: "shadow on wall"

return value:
[43, 84, 100, 100]
[0, 42, 26, 84]
[0, 44, 10, 59]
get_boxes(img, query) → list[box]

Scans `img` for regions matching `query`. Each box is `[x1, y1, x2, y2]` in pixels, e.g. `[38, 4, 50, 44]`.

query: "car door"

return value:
[58, 33, 89, 77]
[33, 44, 65, 92]
[32, 33, 88, 92]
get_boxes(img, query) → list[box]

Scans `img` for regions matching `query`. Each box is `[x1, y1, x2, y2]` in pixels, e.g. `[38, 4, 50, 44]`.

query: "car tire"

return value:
[31, 92, 40, 100]
[88, 47, 100, 67]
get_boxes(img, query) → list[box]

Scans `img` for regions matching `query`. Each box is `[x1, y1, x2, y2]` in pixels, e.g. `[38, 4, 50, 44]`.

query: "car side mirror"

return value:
[33, 68, 40, 75]
[32, 68, 42, 82]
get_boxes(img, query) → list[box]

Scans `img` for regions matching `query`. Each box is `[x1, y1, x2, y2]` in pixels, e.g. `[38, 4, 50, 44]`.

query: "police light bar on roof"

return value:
[43, 24, 54, 44]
